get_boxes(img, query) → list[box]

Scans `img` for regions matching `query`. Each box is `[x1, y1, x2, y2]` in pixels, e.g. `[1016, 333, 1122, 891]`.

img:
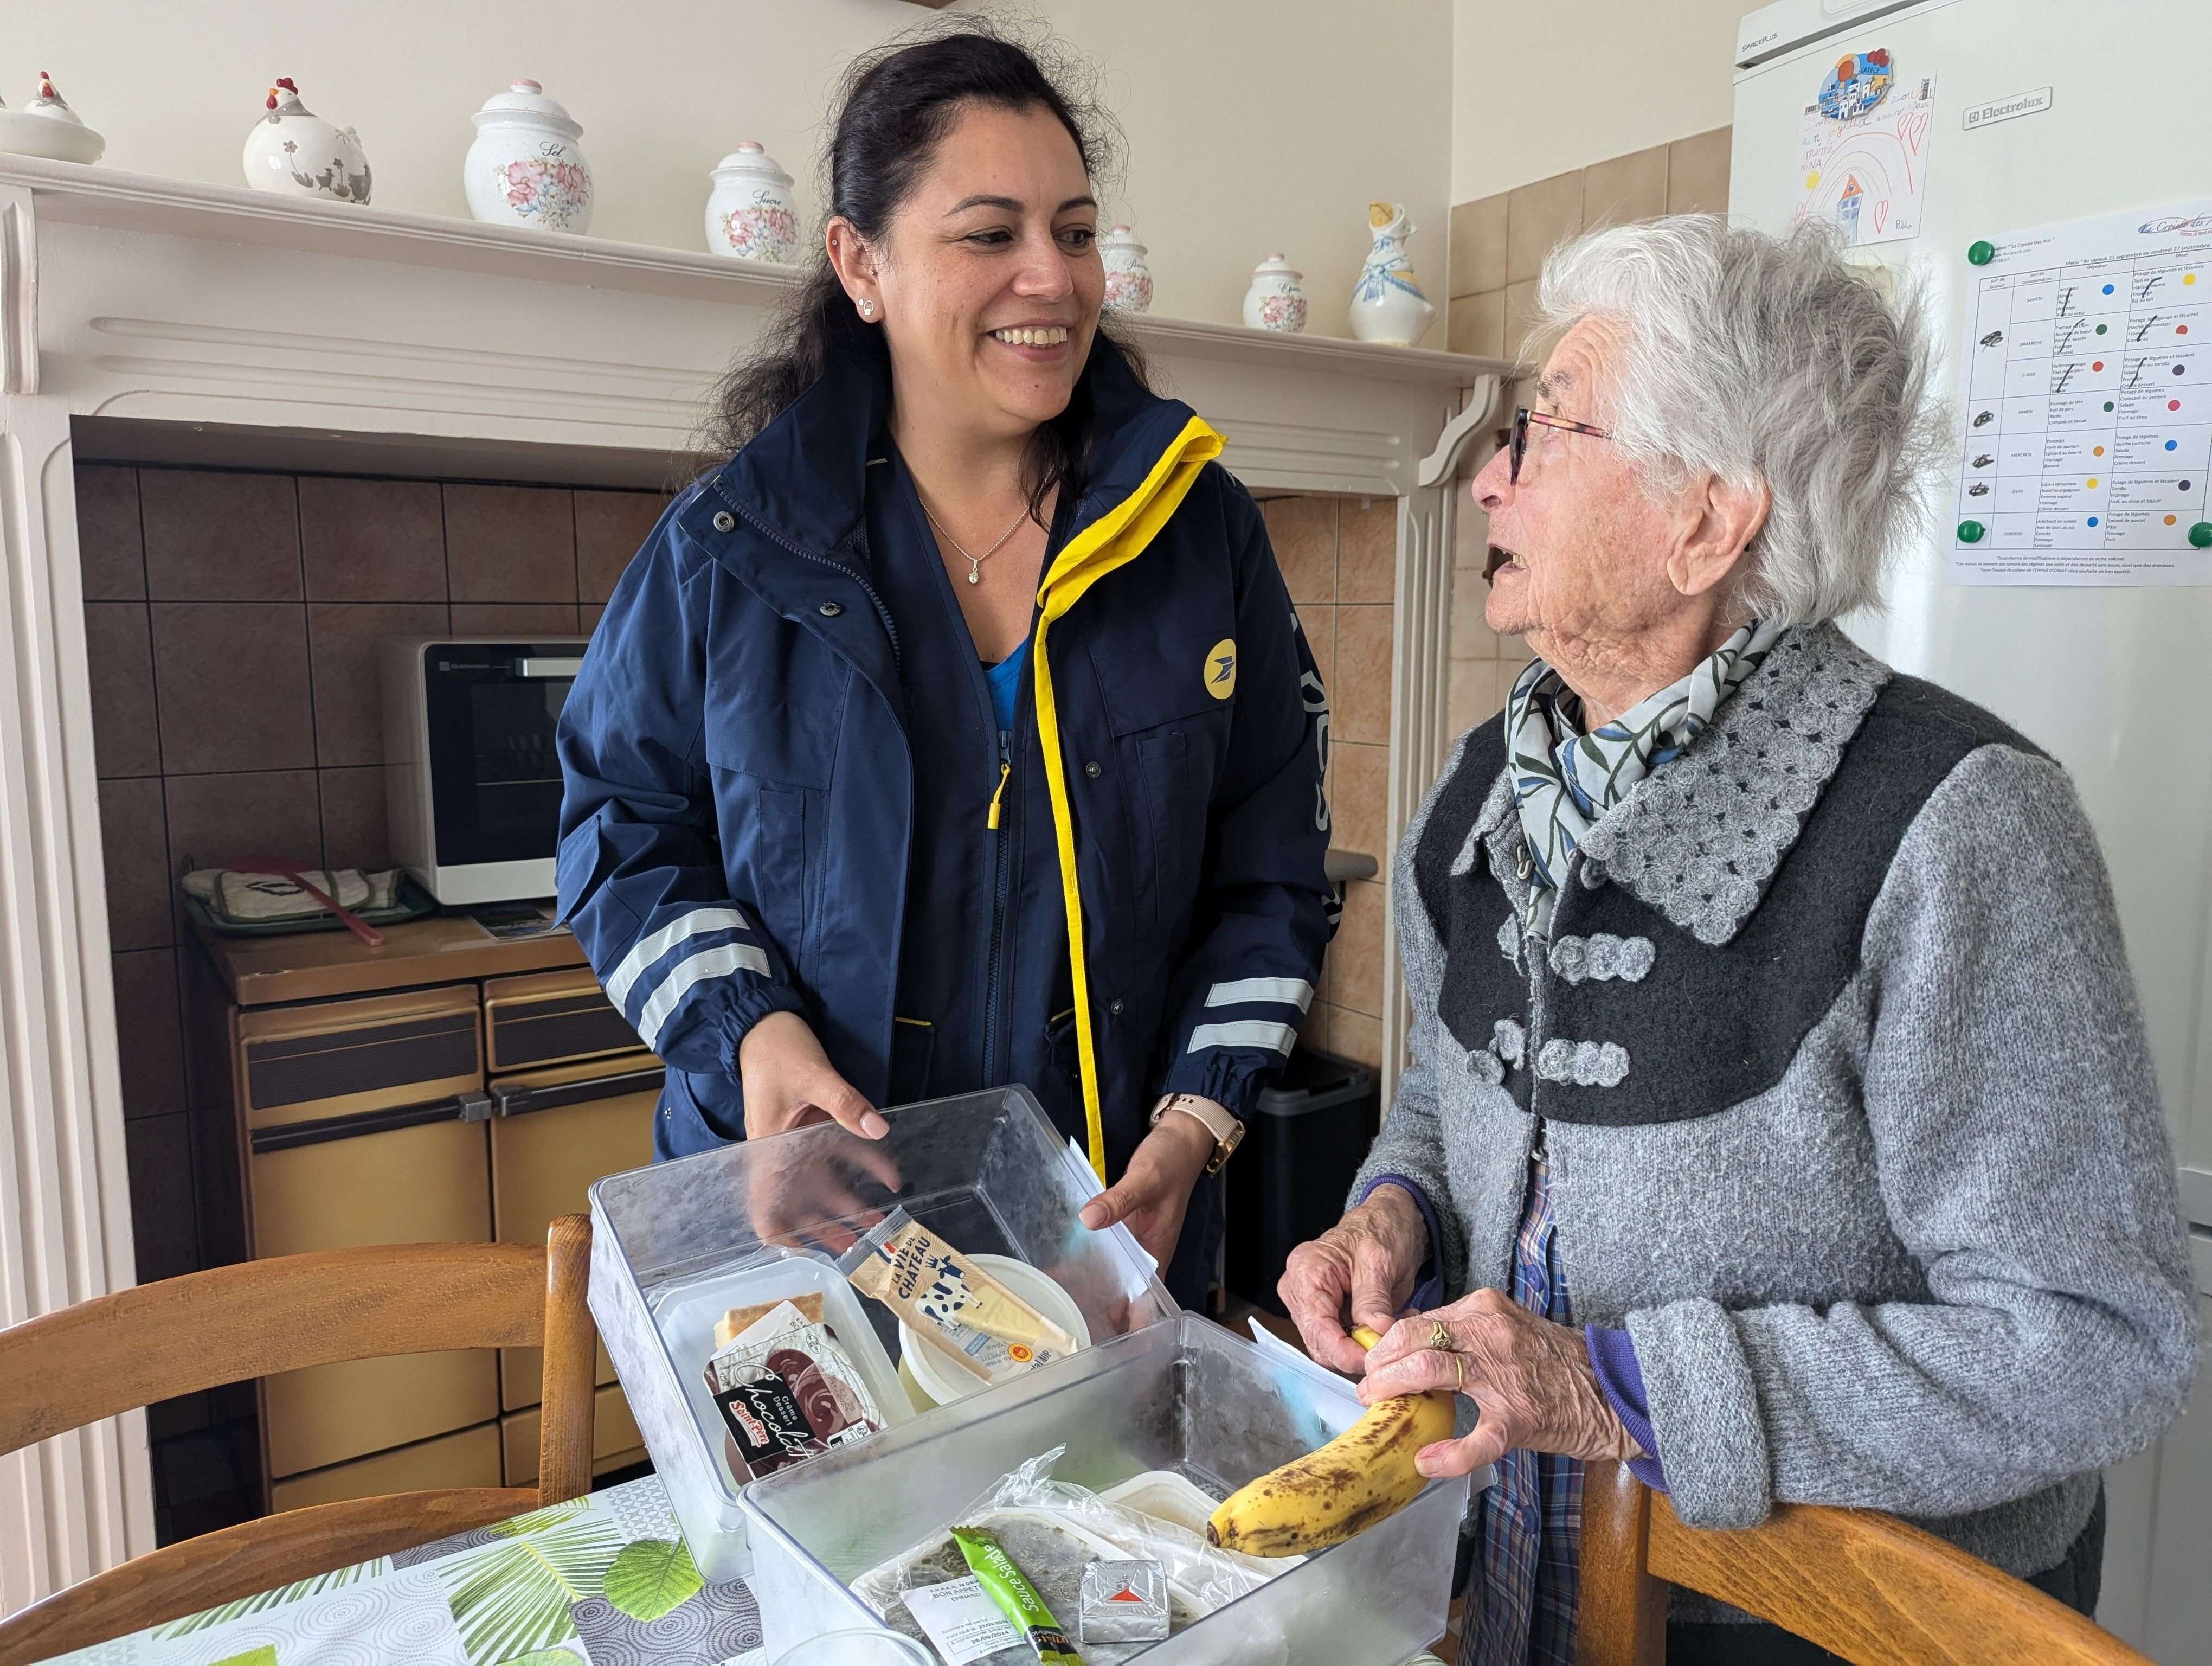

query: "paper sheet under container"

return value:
[738, 1312, 1473, 1664]
[588, 1085, 1176, 1580]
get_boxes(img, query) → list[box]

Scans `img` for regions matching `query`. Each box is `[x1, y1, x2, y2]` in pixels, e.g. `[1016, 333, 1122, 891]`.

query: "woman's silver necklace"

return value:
[921, 499, 1030, 584]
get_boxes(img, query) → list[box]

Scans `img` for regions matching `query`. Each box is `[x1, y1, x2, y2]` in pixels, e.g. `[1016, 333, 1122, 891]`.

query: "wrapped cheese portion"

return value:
[838, 1207, 1079, 1384]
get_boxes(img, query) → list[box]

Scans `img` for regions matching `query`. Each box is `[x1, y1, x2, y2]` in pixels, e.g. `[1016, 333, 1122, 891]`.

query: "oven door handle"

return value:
[517, 657, 583, 678]
[249, 1091, 492, 1154]
[491, 1065, 666, 1119]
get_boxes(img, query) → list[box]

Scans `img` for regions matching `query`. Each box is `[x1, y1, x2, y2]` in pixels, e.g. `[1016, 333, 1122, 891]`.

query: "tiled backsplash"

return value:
[1438, 126, 1735, 741]
[74, 462, 669, 1297]
[1261, 493, 1397, 1072]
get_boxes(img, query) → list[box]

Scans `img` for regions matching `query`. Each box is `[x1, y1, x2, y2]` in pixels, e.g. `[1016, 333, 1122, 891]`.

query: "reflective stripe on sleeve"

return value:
[1185, 1020, 1298, 1056]
[636, 940, 770, 1051]
[606, 906, 752, 1014]
[1203, 976, 1316, 1012]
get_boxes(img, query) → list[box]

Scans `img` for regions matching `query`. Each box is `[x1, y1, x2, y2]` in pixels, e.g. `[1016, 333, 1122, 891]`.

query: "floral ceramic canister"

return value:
[1099, 223, 1153, 314]
[466, 79, 592, 234]
[241, 78, 369, 202]
[1348, 201, 1437, 347]
[1243, 254, 1307, 334]
[0, 72, 106, 165]
[705, 143, 799, 263]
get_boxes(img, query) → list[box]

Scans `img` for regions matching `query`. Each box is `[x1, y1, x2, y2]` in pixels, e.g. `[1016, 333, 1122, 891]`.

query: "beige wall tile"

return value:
[1449, 193, 1508, 298]
[1583, 145, 1669, 228]
[1300, 601, 1335, 696]
[1298, 997, 1329, 1055]
[1667, 126, 1733, 216]
[300, 477, 447, 604]
[1338, 499, 1396, 604]
[151, 603, 315, 774]
[1504, 279, 1546, 367]
[1333, 604, 1393, 746]
[1448, 290, 1506, 361]
[75, 465, 146, 601]
[84, 602, 162, 779]
[1505, 169, 1582, 288]
[1448, 656, 1486, 740]
[1326, 877, 1386, 1019]
[576, 490, 668, 605]
[140, 469, 301, 601]
[1451, 572, 1497, 659]
[1330, 1007, 1382, 1069]
[1330, 741, 1388, 868]
[1263, 495, 1338, 605]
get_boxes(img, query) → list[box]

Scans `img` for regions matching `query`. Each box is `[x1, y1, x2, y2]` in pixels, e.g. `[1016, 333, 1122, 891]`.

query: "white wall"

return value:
[1452, 0, 1743, 202]
[22, 0, 1452, 343]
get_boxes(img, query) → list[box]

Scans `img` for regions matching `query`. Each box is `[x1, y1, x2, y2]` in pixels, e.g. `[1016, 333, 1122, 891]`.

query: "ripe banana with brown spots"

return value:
[1205, 1324, 1456, 1556]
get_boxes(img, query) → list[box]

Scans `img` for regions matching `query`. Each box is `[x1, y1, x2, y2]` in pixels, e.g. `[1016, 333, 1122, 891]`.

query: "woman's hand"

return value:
[1358, 1287, 1641, 1477]
[738, 1010, 889, 1140]
[1278, 1187, 1430, 1375]
[1078, 1110, 1215, 1272]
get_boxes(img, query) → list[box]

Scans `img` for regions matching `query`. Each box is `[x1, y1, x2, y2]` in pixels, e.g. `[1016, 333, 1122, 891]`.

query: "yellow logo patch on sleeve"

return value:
[1205, 638, 1237, 700]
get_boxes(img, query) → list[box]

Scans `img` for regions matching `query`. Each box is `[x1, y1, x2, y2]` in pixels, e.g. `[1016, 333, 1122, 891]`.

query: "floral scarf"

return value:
[1506, 619, 1785, 936]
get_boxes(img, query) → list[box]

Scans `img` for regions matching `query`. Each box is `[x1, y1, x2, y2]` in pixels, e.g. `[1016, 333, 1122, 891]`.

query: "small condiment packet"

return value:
[901, 1574, 1025, 1664]
[1079, 1558, 1170, 1644]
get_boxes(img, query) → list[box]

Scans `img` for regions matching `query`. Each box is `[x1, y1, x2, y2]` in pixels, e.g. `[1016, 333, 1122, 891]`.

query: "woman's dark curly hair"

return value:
[703, 22, 1150, 522]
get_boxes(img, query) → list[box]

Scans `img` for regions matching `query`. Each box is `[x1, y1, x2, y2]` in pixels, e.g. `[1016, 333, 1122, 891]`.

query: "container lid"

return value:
[1098, 222, 1146, 255]
[711, 140, 792, 184]
[1252, 252, 1302, 280]
[898, 1252, 1093, 1407]
[473, 78, 582, 136]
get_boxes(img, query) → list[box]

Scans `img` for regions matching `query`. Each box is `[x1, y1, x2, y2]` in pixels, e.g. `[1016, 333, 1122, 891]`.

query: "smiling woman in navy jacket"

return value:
[555, 28, 1334, 1304]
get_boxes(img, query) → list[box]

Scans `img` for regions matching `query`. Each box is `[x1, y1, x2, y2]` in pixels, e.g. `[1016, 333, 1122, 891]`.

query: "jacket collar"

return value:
[1480, 621, 1891, 946]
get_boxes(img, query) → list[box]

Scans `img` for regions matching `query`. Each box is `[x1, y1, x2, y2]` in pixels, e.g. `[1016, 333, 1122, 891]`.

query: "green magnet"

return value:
[1957, 520, 1986, 543]
[2190, 522, 2212, 549]
[1967, 240, 1996, 266]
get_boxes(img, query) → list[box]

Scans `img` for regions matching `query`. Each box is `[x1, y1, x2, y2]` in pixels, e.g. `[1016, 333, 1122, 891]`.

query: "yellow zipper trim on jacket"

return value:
[1030, 413, 1225, 1180]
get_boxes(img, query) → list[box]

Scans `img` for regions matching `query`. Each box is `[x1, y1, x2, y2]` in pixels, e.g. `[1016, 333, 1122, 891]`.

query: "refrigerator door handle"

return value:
[249, 1093, 481, 1154]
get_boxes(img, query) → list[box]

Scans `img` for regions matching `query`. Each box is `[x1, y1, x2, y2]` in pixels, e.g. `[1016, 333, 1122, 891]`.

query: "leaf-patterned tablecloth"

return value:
[48, 1478, 768, 1666]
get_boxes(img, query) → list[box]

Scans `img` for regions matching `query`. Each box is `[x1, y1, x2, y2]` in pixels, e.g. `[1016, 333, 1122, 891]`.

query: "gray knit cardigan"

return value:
[1352, 622, 2198, 1609]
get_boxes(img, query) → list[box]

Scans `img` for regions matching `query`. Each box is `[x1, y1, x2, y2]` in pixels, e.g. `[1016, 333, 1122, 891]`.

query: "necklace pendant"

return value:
[966, 567, 980, 585]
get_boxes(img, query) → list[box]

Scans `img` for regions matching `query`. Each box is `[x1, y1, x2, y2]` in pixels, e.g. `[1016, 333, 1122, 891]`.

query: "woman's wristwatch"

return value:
[1150, 1093, 1245, 1175]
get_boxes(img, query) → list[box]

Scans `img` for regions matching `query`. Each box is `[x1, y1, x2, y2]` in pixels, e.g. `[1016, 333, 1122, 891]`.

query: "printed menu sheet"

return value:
[1951, 198, 2212, 585]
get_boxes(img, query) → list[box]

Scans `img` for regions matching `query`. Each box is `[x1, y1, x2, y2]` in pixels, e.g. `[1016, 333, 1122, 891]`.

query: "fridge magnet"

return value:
[1818, 49, 1894, 120]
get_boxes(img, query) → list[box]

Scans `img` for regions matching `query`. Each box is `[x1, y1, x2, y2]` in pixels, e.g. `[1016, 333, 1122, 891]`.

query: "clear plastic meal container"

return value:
[738, 1312, 1473, 1664]
[587, 1085, 1176, 1581]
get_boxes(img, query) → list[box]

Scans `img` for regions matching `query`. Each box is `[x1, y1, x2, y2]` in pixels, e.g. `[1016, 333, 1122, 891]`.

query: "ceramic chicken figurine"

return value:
[241, 76, 371, 203]
[0, 70, 106, 163]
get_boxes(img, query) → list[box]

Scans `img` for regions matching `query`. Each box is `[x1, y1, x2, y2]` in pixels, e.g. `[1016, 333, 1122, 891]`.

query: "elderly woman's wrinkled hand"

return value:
[1358, 1287, 1641, 1477]
[1278, 1186, 1429, 1375]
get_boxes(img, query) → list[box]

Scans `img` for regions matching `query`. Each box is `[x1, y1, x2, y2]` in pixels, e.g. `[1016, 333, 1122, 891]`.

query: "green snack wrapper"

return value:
[949, 1525, 1082, 1664]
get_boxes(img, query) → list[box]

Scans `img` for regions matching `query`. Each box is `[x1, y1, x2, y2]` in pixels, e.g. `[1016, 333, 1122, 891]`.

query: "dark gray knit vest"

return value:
[1413, 672, 2043, 1128]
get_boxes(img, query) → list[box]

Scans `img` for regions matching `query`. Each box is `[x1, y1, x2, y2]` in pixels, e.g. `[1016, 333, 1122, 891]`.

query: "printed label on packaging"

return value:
[899, 1575, 1025, 1665]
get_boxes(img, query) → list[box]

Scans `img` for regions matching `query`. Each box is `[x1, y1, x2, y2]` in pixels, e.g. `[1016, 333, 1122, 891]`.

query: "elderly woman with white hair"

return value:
[1280, 215, 2198, 1665]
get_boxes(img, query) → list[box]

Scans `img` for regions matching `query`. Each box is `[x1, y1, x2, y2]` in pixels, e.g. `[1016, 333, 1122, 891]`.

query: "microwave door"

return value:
[421, 642, 582, 897]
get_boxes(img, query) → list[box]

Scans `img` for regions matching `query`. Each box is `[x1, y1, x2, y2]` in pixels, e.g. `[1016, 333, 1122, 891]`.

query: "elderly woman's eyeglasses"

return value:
[1510, 407, 1612, 484]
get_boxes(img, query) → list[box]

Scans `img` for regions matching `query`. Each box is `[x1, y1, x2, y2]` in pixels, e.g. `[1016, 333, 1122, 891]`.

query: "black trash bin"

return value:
[1224, 1045, 1380, 1316]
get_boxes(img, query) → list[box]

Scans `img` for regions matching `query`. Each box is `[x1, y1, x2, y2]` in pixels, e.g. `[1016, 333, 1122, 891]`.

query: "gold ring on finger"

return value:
[1455, 1355, 1466, 1393]
[1429, 1319, 1452, 1354]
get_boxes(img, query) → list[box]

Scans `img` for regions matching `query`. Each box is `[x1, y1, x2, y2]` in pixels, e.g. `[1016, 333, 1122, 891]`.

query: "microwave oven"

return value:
[382, 637, 586, 905]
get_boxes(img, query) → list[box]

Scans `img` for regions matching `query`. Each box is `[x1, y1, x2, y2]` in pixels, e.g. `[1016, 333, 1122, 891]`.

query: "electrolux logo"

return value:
[1962, 87, 2052, 130]
[2139, 214, 2212, 239]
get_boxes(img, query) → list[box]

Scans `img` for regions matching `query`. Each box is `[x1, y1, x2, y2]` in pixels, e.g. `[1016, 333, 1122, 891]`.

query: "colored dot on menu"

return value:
[2188, 273, 2200, 286]
[2169, 440, 2181, 451]
[2179, 364, 2190, 375]
[2087, 515, 2100, 527]
[2096, 324, 2108, 335]
[2181, 325, 2192, 336]
[2087, 476, 2099, 488]
[2172, 400, 2184, 411]
[2167, 515, 2179, 526]
[2093, 361, 2105, 371]
[2106, 401, 2118, 412]
[2094, 445, 2106, 456]
[2184, 480, 2196, 492]
[2103, 284, 2116, 294]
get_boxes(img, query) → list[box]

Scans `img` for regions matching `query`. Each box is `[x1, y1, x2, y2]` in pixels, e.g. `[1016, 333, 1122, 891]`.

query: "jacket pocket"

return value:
[1136, 727, 1207, 929]
[754, 782, 809, 975]
[890, 1018, 936, 1105]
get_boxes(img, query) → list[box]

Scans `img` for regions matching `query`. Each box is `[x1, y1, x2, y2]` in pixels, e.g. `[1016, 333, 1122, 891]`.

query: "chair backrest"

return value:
[0, 1216, 597, 1663]
[1577, 1460, 2152, 1666]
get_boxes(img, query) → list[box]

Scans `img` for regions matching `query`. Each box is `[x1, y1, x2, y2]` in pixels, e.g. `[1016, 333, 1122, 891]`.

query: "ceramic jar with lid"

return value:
[705, 143, 800, 262]
[1243, 254, 1307, 333]
[466, 79, 592, 233]
[241, 77, 369, 202]
[1099, 223, 1153, 314]
[0, 72, 105, 165]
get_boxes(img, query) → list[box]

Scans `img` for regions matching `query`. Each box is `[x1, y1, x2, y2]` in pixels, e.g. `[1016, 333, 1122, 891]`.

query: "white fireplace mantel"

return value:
[0, 153, 1503, 1610]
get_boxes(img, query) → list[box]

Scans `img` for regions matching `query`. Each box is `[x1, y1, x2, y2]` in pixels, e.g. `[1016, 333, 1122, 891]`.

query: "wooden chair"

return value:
[0, 1214, 598, 1664]
[1577, 1460, 2152, 1666]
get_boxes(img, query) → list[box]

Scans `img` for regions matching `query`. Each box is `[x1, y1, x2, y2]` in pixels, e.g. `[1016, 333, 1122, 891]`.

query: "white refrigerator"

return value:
[1729, 1, 2211, 1652]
